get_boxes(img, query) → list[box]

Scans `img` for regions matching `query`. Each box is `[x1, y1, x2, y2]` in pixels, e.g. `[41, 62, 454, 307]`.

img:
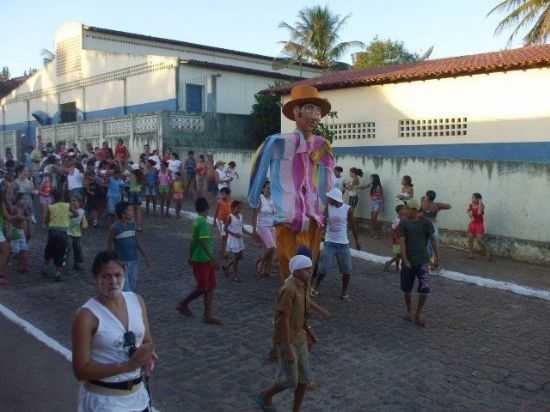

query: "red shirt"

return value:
[115, 144, 129, 161]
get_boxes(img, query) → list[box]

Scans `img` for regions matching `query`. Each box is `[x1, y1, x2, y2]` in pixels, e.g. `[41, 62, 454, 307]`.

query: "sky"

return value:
[2, 0, 525, 77]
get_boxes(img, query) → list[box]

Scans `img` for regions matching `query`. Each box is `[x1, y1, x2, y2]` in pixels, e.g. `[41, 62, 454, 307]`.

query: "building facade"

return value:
[270, 46, 550, 263]
[0, 21, 324, 151]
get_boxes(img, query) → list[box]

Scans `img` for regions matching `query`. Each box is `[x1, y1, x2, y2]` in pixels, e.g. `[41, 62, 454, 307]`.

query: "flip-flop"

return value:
[176, 305, 193, 317]
[255, 394, 277, 412]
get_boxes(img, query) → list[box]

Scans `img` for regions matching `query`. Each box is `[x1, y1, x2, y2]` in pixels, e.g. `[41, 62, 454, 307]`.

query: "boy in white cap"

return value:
[257, 254, 329, 412]
[313, 187, 360, 300]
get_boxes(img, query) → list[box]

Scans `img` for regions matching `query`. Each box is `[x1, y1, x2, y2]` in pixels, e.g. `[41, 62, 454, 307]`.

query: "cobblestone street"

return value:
[1, 213, 550, 412]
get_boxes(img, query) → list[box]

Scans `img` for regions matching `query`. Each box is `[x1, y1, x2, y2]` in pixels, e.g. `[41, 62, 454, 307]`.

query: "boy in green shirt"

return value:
[177, 197, 222, 325]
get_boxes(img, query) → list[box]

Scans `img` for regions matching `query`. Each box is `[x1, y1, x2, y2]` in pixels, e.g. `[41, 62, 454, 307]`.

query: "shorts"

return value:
[192, 262, 216, 291]
[107, 196, 121, 215]
[318, 241, 352, 275]
[144, 185, 157, 197]
[369, 199, 383, 213]
[11, 238, 29, 255]
[173, 192, 184, 201]
[257, 225, 276, 249]
[159, 186, 170, 194]
[39, 195, 53, 206]
[400, 264, 431, 294]
[468, 222, 485, 236]
[216, 220, 226, 237]
[122, 260, 139, 292]
[275, 341, 311, 389]
[207, 180, 218, 194]
[348, 195, 359, 209]
[44, 229, 68, 267]
[392, 244, 401, 255]
[128, 192, 143, 205]
[69, 188, 84, 200]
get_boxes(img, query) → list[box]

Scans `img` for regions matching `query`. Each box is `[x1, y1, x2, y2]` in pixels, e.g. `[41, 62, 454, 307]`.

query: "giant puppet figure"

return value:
[248, 85, 335, 280]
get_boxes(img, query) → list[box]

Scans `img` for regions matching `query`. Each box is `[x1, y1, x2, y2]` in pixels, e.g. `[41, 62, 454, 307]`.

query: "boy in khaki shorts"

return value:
[257, 255, 329, 412]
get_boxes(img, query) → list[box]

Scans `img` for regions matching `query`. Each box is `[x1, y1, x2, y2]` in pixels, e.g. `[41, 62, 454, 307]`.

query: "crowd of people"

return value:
[0, 85, 493, 412]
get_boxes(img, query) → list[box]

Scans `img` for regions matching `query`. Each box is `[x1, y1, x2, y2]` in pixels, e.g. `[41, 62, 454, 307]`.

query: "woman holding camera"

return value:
[72, 251, 157, 412]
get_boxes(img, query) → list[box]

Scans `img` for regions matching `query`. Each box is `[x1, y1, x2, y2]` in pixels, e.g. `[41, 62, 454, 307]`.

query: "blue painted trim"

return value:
[85, 107, 125, 120]
[334, 142, 550, 163]
[126, 99, 177, 114]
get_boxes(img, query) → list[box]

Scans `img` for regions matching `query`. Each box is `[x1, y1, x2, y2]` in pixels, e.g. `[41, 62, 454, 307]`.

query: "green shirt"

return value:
[191, 215, 213, 263]
[48, 202, 70, 230]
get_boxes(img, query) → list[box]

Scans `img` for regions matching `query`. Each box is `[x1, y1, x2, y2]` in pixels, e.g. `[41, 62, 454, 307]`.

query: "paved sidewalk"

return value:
[0, 211, 549, 411]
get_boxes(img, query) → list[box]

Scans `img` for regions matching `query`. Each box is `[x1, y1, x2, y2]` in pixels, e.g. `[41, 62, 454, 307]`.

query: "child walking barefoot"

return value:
[224, 200, 249, 282]
[467, 193, 491, 261]
[171, 172, 186, 218]
[158, 161, 172, 217]
[252, 181, 276, 278]
[38, 173, 53, 227]
[384, 204, 406, 272]
[214, 187, 231, 257]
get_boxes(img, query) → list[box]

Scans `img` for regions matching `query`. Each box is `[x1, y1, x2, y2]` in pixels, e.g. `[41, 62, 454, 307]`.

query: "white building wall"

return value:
[85, 81, 125, 113]
[178, 65, 277, 115]
[126, 69, 175, 107]
[83, 29, 322, 79]
[282, 68, 550, 145]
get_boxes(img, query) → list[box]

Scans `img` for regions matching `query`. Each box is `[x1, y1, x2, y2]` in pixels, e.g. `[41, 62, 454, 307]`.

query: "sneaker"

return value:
[340, 294, 350, 301]
[310, 288, 320, 297]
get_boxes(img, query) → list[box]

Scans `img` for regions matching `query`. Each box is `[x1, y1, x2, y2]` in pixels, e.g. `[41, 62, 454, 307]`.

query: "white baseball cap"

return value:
[326, 187, 344, 203]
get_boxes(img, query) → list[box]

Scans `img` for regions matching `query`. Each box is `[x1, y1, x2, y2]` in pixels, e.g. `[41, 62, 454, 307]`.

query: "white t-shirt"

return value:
[334, 176, 345, 192]
[257, 194, 275, 227]
[67, 168, 83, 190]
[168, 159, 182, 175]
[325, 204, 350, 244]
[217, 169, 229, 190]
[148, 155, 161, 170]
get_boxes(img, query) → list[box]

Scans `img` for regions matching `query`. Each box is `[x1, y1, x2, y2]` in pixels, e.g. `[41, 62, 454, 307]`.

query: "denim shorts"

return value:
[122, 260, 139, 292]
[128, 192, 143, 205]
[400, 264, 431, 294]
[107, 196, 121, 214]
[319, 241, 352, 275]
[275, 341, 311, 389]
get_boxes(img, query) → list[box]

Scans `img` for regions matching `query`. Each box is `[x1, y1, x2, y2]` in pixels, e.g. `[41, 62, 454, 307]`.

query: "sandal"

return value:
[256, 394, 277, 412]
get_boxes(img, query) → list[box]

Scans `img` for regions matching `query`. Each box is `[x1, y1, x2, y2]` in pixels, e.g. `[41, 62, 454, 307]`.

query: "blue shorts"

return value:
[400, 264, 431, 294]
[128, 192, 143, 205]
[107, 196, 121, 215]
[319, 241, 352, 275]
[144, 185, 157, 197]
[122, 260, 139, 292]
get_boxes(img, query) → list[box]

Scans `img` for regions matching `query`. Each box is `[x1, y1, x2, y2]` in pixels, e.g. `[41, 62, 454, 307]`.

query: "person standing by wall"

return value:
[248, 85, 335, 281]
[419, 190, 451, 272]
[467, 193, 491, 261]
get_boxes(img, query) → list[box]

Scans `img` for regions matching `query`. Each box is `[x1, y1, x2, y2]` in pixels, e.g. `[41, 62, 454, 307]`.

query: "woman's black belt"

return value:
[89, 376, 142, 390]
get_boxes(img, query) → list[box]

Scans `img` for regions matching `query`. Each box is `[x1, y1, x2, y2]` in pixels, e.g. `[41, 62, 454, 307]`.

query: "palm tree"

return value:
[488, 0, 550, 45]
[277, 5, 364, 68]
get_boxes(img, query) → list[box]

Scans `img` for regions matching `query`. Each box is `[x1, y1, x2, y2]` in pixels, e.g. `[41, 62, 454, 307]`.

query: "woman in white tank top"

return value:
[313, 188, 360, 300]
[72, 251, 156, 412]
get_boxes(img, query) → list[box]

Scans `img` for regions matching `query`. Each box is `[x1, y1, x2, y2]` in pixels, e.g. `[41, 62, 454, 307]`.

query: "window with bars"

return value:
[398, 117, 468, 138]
[326, 121, 376, 141]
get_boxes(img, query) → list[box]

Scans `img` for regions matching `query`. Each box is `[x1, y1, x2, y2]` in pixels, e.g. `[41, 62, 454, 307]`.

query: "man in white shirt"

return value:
[168, 153, 182, 175]
[66, 161, 84, 199]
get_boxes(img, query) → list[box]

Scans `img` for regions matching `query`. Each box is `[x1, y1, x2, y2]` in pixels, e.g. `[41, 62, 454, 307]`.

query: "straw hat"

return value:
[282, 85, 331, 121]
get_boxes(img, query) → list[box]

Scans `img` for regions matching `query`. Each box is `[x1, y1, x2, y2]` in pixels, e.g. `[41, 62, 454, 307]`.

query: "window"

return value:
[326, 121, 376, 141]
[399, 117, 468, 138]
[185, 84, 203, 113]
[59, 102, 77, 123]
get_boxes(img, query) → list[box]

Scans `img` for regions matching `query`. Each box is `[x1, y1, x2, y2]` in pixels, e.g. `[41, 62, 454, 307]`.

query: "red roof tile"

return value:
[267, 44, 550, 95]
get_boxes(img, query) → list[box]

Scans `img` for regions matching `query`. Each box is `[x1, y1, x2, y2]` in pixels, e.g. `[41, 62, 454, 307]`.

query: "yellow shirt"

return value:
[173, 180, 185, 193]
[48, 202, 70, 230]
